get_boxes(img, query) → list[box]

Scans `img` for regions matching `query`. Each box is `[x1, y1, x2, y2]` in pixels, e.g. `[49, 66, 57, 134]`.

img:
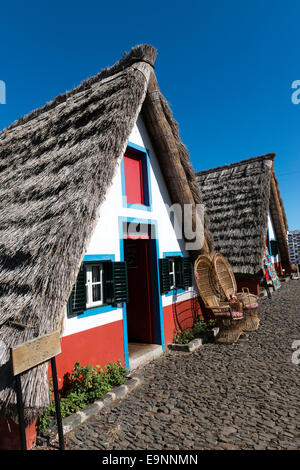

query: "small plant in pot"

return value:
[173, 318, 217, 344]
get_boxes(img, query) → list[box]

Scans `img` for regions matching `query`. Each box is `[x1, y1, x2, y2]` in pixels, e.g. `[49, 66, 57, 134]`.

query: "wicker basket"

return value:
[212, 253, 260, 333]
[236, 287, 257, 306]
[237, 288, 260, 331]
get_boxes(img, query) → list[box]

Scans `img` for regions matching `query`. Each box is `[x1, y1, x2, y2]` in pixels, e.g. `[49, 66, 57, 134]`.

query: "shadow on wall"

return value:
[171, 289, 215, 333]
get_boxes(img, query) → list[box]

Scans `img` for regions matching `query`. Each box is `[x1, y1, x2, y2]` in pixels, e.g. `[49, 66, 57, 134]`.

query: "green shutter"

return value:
[159, 258, 171, 294]
[68, 264, 86, 315]
[174, 257, 193, 290]
[174, 257, 184, 289]
[182, 258, 193, 289]
[111, 261, 129, 304]
[270, 240, 279, 256]
[103, 261, 114, 305]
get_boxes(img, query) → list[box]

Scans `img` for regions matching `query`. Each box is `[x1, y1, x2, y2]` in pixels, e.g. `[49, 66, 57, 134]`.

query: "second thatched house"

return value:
[0, 44, 214, 448]
[196, 153, 291, 295]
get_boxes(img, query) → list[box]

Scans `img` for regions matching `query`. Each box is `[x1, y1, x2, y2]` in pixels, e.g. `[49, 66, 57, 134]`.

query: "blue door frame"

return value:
[118, 216, 165, 369]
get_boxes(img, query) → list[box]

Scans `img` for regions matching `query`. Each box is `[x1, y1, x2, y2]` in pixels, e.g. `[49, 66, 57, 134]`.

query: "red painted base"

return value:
[48, 320, 125, 387]
[163, 296, 203, 346]
[0, 418, 37, 450]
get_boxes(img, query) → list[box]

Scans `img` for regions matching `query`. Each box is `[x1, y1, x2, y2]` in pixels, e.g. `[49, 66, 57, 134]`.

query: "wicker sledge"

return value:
[212, 253, 260, 332]
[194, 254, 244, 344]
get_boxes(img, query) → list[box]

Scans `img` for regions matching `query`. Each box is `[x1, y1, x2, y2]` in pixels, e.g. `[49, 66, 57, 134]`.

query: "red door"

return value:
[124, 238, 155, 343]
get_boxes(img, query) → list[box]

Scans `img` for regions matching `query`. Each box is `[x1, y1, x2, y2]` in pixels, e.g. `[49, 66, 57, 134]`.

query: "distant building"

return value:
[287, 230, 300, 265]
[196, 154, 291, 295]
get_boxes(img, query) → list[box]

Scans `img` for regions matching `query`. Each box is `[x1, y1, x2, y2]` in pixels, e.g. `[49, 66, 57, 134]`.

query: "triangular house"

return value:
[196, 153, 290, 294]
[0, 45, 213, 434]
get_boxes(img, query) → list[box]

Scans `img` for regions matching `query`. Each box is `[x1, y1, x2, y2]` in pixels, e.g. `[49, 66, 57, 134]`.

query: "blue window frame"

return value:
[162, 251, 185, 296]
[74, 254, 118, 319]
[121, 142, 152, 212]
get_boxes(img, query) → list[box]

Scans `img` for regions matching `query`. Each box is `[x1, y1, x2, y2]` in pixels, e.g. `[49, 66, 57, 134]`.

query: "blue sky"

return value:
[0, 0, 299, 229]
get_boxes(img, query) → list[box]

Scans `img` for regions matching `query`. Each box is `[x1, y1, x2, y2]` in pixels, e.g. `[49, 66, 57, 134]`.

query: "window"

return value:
[169, 258, 176, 289]
[159, 256, 193, 295]
[67, 260, 129, 316]
[86, 264, 103, 308]
[124, 150, 144, 205]
[122, 146, 151, 209]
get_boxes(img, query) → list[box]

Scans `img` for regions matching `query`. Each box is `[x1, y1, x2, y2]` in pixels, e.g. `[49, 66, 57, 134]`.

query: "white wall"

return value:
[268, 213, 280, 263]
[62, 114, 198, 338]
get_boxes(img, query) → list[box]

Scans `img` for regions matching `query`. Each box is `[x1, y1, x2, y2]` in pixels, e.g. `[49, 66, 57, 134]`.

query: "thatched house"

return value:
[196, 153, 290, 294]
[0, 44, 213, 446]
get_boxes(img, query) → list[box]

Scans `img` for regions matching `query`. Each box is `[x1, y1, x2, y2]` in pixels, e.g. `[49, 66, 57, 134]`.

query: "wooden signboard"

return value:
[11, 331, 61, 376]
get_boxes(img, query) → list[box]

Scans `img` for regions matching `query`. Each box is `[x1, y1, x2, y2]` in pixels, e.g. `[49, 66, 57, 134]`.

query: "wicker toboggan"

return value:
[194, 254, 244, 344]
[212, 253, 260, 332]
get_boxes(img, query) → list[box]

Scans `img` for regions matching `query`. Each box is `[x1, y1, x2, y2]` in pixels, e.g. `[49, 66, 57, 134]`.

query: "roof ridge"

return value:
[196, 153, 276, 177]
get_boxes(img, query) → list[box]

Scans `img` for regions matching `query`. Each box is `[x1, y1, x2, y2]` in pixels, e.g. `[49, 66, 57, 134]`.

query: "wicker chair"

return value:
[194, 254, 244, 344]
[212, 253, 260, 331]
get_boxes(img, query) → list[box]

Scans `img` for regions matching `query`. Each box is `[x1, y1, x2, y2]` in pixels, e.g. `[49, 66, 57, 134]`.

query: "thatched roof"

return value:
[196, 153, 290, 278]
[0, 44, 213, 422]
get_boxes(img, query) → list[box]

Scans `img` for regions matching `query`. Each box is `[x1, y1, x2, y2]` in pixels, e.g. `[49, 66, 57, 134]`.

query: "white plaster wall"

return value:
[268, 213, 280, 263]
[63, 114, 198, 338]
[268, 214, 276, 240]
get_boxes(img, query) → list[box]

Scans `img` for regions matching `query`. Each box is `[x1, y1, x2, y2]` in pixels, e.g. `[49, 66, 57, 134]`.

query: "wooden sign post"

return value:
[11, 331, 64, 451]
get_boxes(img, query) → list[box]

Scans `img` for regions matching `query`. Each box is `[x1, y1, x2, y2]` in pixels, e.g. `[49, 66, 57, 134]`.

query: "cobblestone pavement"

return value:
[57, 281, 300, 450]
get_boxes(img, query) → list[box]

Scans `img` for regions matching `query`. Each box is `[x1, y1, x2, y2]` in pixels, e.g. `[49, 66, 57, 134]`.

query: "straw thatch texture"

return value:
[196, 154, 290, 278]
[142, 76, 214, 258]
[0, 44, 212, 422]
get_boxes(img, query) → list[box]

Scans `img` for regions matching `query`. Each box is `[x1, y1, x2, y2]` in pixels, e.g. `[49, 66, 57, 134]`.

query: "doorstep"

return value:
[128, 343, 163, 371]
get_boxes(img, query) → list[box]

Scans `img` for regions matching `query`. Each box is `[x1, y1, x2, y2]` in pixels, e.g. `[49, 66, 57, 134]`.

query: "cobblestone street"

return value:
[61, 280, 300, 450]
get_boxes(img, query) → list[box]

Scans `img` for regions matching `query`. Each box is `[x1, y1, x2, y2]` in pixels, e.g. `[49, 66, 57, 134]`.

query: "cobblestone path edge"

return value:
[168, 327, 219, 352]
[40, 373, 144, 441]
